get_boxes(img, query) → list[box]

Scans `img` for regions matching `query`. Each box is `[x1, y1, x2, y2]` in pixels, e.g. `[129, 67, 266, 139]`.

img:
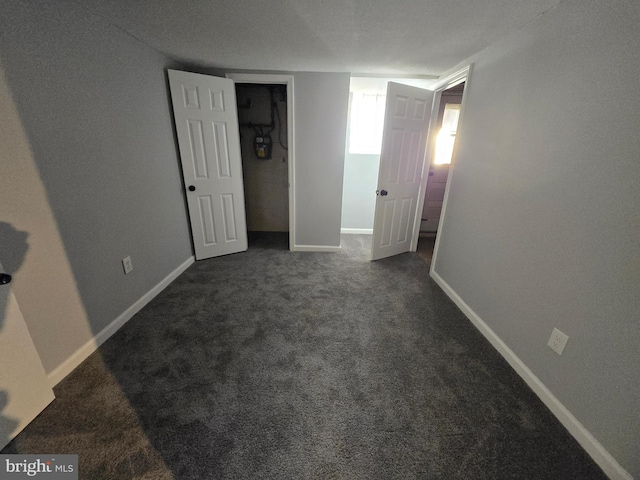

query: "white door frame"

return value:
[225, 73, 295, 250]
[412, 65, 473, 270]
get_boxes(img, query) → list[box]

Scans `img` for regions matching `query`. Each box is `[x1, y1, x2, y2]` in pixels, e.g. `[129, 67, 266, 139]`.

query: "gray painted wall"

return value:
[293, 73, 350, 247]
[435, 0, 640, 475]
[0, 0, 192, 373]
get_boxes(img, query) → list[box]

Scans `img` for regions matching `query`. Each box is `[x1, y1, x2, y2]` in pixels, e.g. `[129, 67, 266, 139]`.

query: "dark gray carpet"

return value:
[3, 233, 607, 479]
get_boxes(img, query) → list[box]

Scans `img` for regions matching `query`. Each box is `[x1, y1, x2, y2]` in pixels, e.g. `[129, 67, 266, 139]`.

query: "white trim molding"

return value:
[47, 256, 195, 387]
[291, 244, 342, 253]
[341, 228, 373, 235]
[430, 270, 633, 480]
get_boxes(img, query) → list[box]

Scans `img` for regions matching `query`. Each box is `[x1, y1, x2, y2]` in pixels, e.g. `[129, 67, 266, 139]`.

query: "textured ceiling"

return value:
[81, 0, 561, 76]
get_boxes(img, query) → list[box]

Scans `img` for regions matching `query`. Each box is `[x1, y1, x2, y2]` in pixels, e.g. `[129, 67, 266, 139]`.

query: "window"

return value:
[348, 92, 386, 155]
[434, 104, 461, 165]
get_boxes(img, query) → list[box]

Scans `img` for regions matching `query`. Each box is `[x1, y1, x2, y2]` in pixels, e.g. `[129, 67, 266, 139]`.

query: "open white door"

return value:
[371, 82, 434, 260]
[168, 70, 247, 260]
[0, 261, 55, 450]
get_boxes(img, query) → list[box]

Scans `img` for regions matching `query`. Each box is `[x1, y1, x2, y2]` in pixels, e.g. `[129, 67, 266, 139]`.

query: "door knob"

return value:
[379, 189, 388, 196]
[0, 273, 12, 285]
[188, 185, 196, 192]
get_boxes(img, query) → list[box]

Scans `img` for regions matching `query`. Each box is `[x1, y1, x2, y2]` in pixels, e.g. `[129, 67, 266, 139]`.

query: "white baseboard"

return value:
[291, 244, 342, 252]
[429, 270, 633, 480]
[47, 256, 195, 387]
[340, 228, 373, 235]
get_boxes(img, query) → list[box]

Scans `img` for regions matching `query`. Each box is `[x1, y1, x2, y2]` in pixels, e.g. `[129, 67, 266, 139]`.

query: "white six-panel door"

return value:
[371, 82, 434, 261]
[168, 70, 248, 260]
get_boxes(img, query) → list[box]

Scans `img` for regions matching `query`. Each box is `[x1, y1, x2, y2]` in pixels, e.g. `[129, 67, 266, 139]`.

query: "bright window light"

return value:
[349, 92, 386, 155]
[434, 104, 461, 165]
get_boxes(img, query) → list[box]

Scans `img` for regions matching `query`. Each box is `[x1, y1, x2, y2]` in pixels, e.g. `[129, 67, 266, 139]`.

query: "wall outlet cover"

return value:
[122, 256, 133, 275]
[548, 327, 569, 355]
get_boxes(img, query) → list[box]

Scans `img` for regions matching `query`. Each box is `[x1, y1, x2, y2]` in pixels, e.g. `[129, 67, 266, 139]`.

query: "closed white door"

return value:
[0, 261, 54, 450]
[168, 70, 248, 260]
[371, 82, 434, 260]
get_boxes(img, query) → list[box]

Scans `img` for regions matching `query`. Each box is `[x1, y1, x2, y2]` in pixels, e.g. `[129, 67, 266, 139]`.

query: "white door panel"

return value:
[169, 70, 247, 260]
[371, 83, 434, 260]
[0, 261, 54, 450]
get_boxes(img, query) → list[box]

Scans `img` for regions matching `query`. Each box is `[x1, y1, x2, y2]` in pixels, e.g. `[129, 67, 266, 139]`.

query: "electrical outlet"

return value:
[547, 327, 569, 355]
[122, 256, 133, 275]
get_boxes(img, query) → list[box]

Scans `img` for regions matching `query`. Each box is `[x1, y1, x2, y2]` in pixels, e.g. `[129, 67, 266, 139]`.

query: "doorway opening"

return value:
[226, 74, 295, 250]
[417, 81, 466, 267]
[340, 76, 435, 236]
[234, 83, 289, 238]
